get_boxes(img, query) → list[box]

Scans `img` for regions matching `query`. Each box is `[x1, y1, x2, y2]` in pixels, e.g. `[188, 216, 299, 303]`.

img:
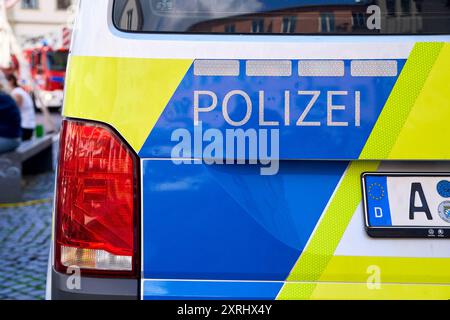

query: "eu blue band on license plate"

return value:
[362, 173, 450, 238]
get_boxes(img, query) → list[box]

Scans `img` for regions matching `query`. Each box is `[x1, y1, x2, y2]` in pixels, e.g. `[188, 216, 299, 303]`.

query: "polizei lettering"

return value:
[171, 89, 362, 176]
[194, 90, 362, 127]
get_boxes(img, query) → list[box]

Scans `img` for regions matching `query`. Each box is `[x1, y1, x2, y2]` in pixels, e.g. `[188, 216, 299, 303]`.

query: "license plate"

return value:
[362, 173, 450, 238]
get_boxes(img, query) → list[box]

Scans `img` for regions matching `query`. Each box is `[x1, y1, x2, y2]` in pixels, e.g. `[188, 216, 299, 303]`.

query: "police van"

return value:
[48, 0, 450, 299]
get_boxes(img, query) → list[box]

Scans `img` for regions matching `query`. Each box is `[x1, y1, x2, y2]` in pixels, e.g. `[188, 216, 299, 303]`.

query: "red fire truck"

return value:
[25, 46, 69, 110]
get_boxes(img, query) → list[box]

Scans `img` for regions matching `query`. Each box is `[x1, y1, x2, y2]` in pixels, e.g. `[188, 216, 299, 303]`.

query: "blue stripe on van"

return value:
[141, 160, 348, 281]
[142, 280, 283, 300]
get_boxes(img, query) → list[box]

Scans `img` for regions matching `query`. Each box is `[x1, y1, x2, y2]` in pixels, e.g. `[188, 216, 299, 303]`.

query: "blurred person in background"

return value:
[0, 71, 21, 154]
[7, 74, 36, 141]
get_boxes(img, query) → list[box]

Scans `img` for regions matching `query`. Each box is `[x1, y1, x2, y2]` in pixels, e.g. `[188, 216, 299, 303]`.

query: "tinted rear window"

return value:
[113, 0, 450, 35]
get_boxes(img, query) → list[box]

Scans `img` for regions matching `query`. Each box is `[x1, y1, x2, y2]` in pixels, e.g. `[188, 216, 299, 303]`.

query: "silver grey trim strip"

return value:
[246, 60, 292, 76]
[298, 60, 345, 77]
[194, 60, 240, 76]
[351, 60, 398, 77]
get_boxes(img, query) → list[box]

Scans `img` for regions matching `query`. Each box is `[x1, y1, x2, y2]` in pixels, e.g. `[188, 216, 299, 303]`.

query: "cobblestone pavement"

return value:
[0, 173, 55, 300]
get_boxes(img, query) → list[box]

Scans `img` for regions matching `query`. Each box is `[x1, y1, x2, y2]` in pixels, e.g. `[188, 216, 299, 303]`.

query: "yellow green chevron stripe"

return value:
[63, 56, 192, 152]
[319, 256, 450, 284]
[389, 43, 450, 158]
[301, 283, 450, 300]
[279, 42, 448, 300]
[278, 160, 379, 299]
[360, 42, 444, 159]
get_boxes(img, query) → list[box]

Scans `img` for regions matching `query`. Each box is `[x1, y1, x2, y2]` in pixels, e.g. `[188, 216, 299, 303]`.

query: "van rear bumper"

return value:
[50, 269, 139, 300]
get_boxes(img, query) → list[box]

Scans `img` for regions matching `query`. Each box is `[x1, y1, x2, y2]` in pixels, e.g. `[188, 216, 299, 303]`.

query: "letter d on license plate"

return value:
[362, 173, 450, 238]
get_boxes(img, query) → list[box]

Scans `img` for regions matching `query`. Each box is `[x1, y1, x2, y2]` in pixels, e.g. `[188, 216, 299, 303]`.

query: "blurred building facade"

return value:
[190, 0, 425, 34]
[115, 0, 449, 35]
[6, 0, 77, 47]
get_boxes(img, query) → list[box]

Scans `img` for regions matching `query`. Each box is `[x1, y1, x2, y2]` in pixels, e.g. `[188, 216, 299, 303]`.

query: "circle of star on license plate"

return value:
[368, 183, 385, 201]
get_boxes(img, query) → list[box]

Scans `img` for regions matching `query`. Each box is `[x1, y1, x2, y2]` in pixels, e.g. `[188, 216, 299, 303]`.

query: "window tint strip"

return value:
[113, 0, 450, 35]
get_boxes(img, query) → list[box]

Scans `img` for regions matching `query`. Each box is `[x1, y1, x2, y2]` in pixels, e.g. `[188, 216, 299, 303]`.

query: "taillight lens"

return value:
[55, 120, 138, 277]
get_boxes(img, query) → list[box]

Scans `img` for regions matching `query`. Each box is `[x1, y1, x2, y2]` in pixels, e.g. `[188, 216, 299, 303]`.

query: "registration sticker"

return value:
[362, 173, 450, 238]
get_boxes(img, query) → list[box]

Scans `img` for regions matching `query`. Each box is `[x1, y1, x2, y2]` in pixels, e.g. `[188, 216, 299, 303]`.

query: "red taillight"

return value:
[55, 120, 139, 277]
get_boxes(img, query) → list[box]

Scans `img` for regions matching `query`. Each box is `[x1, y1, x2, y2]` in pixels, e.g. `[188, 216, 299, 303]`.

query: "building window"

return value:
[401, 0, 411, 15]
[320, 13, 335, 33]
[352, 12, 366, 30]
[415, 0, 424, 13]
[22, 0, 39, 9]
[386, 0, 396, 16]
[251, 19, 264, 33]
[118, 0, 143, 31]
[126, 10, 134, 30]
[57, 0, 72, 10]
[224, 24, 236, 33]
[282, 16, 297, 33]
